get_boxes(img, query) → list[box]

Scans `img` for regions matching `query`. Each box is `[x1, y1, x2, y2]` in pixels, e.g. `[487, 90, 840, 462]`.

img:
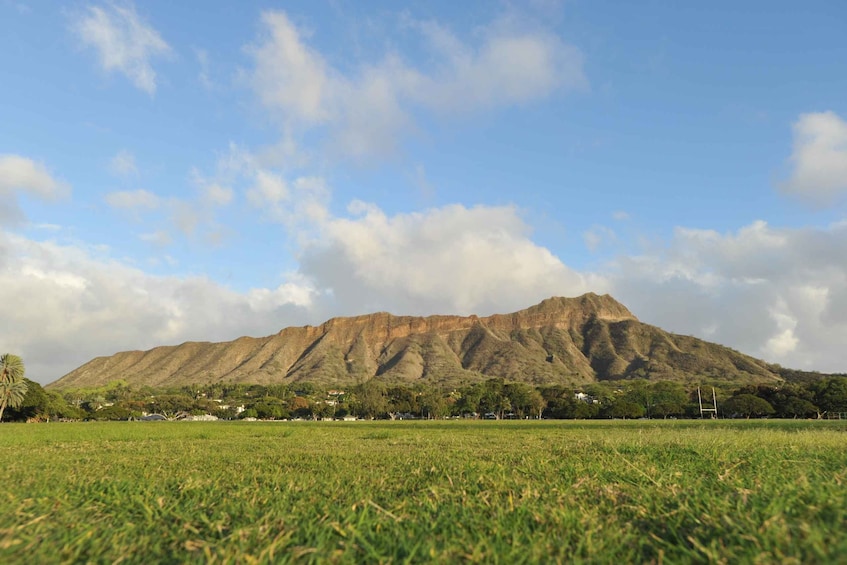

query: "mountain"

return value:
[48, 293, 782, 389]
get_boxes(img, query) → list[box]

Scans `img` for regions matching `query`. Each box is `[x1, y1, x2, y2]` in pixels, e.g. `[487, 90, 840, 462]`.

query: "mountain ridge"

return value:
[48, 293, 781, 389]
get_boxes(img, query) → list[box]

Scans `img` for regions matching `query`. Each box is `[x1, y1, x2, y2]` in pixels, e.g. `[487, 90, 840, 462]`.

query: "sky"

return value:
[2, 0, 847, 384]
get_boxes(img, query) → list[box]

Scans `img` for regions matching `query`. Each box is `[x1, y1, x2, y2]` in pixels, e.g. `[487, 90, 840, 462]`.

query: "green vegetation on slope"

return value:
[1, 420, 845, 563]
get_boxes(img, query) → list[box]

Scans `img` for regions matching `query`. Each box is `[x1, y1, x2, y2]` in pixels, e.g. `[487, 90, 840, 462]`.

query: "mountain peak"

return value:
[528, 293, 635, 319]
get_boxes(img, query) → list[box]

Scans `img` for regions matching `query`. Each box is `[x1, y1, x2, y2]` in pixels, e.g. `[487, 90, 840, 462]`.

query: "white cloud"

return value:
[118, 165, 239, 248]
[410, 18, 586, 113]
[780, 111, 847, 205]
[109, 149, 138, 176]
[0, 231, 316, 384]
[763, 298, 800, 359]
[189, 165, 236, 209]
[255, 174, 329, 235]
[0, 154, 69, 200]
[247, 169, 288, 206]
[171, 200, 199, 236]
[247, 276, 317, 310]
[300, 202, 598, 316]
[203, 184, 233, 207]
[246, 10, 585, 159]
[256, 133, 309, 170]
[248, 12, 331, 125]
[290, 176, 331, 226]
[105, 189, 160, 210]
[71, 1, 171, 94]
[0, 154, 70, 225]
[608, 220, 847, 372]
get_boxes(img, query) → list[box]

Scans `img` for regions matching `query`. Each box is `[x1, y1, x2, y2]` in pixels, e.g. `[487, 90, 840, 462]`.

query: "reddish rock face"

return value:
[296, 294, 636, 344]
[48, 293, 779, 389]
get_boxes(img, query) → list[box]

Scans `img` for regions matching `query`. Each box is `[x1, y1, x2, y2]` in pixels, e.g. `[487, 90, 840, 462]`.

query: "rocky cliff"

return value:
[48, 293, 781, 389]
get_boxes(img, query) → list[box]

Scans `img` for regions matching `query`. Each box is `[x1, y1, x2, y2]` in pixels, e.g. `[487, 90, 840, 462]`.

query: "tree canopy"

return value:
[1, 353, 29, 421]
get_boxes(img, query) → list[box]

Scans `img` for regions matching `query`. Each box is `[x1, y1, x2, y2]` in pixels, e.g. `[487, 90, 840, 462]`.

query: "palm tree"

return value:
[0, 353, 28, 421]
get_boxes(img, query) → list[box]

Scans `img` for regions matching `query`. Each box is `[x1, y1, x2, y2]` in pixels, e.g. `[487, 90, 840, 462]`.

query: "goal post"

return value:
[698, 387, 718, 419]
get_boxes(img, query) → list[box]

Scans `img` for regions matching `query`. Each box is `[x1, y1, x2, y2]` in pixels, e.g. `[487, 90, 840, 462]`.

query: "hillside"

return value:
[48, 293, 782, 389]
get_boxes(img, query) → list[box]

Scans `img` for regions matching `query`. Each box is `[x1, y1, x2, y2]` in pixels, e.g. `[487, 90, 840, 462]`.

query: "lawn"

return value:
[1, 420, 845, 563]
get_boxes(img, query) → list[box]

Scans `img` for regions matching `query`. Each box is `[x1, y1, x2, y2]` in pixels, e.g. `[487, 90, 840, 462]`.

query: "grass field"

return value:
[1, 420, 845, 564]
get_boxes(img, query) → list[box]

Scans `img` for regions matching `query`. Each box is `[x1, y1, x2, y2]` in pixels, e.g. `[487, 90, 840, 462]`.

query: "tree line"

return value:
[3, 369, 847, 422]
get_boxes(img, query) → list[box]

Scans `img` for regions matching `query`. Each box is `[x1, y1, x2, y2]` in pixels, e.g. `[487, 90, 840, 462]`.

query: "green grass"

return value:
[1, 420, 846, 563]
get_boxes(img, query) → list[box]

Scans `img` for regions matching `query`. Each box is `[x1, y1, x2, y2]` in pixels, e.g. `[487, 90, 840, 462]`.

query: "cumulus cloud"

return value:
[0, 231, 317, 384]
[105, 188, 160, 210]
[246, 10, 585, 159]
[300, 202, 598, 317]
[0, 154, 69, 224]
[780, 111, 847, 205]
[609, 220, 847, 372]
[247, 275, 316, 311]
[71, 1, 171, 94]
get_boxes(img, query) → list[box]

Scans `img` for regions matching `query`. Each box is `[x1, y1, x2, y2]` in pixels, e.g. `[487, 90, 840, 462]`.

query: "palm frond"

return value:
[0, 353, 25, 383]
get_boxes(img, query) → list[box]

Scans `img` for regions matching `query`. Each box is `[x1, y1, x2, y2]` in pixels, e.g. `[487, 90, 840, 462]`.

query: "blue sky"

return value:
[2, 0, 847, 383]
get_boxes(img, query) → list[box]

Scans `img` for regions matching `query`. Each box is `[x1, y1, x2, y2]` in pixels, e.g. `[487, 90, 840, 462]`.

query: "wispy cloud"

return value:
[246, 10, 585, 160]
[200, 183, 233, 207]
[583, 225, 617, 252]
[109, 149, 138, 176]
[71, 1, 171, 94]
[408, 17, 586, 113]
[0, 154, 69, 199]
[140, 230, 172, 247]
[104, 189, 160, 210]
[194, 47, 213, 89]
